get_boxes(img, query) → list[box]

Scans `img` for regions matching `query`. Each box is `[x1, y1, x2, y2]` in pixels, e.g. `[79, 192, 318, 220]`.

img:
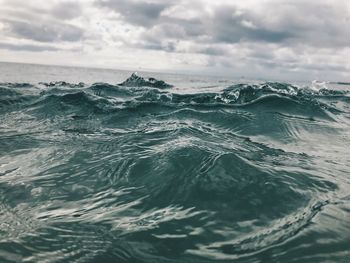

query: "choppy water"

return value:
[0, 62, 350, 263]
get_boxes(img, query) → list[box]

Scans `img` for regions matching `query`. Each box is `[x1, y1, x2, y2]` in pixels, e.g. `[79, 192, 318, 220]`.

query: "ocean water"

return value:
[0, 62, 349, 262]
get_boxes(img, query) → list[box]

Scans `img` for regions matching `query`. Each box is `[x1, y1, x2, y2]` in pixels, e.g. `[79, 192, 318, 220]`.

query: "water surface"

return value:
[0, 62, 350, 262]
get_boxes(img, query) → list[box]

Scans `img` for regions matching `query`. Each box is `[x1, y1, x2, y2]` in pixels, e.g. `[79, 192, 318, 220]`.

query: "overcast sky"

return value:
[0, 0, 349, 81]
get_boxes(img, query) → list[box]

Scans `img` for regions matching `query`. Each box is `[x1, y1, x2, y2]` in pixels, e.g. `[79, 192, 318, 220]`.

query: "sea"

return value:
[0, 62, 349, 262]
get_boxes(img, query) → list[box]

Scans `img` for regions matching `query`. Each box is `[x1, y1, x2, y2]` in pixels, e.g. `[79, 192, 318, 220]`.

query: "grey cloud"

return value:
[199, 46, 228, 56]
[302, 63, 349, 73]
[51, 1, 83, 20]
[131, 34, 177, 52]
[0, 42, 60, 52]
[3, 19, 84, 42]
[218, 1, 349, 48]
[96, 0, 173, 27]
[170, 18, 206, 38]
[248, 50, 276, 61]
[91, 0, 350, 80]
[247, 49, 349, 74]
[142, 41, 176, 52]
[111, 4, 294, 55]
[148, 23, 187, 39]
[100, 0, 350, 54]
[254, 1, 350, 47]
[208, 7, 293, 44]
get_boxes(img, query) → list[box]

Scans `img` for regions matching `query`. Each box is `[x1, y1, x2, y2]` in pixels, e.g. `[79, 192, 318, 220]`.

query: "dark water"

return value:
[0, 62, 350, 262]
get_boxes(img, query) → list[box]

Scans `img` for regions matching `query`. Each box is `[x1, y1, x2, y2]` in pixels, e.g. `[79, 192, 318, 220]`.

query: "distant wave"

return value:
[2, 77, 347, 117]
[118, 72, 173, 88]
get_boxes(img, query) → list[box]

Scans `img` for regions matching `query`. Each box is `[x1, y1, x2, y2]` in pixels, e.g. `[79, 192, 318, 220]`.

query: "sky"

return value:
[0, 0, 349, 81]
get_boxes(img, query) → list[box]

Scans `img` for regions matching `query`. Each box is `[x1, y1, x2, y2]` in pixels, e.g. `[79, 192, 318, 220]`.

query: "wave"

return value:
[29, 91, 119, 117]
[1, 79, 348, 120]
[0, 82, 33, 89]
[0, 86, 35, 110]
[118, 73, 173, 88]
[39, 81, 85, 88]
[1, 76, 350, 262]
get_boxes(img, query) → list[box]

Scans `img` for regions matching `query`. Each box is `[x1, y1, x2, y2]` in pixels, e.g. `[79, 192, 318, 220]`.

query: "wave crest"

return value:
[119, 73, 173, 88]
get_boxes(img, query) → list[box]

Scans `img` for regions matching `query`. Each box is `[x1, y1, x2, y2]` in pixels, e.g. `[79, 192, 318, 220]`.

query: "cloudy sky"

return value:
[0, 0, 349, 81]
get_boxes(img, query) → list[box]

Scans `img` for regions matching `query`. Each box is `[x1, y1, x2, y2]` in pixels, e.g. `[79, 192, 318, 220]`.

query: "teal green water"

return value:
[0, 63, 350, 262]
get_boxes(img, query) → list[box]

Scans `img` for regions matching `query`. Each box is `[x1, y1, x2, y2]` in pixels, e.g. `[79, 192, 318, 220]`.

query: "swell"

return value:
[28, 92, 118, 117]
[1, 81, 348, 118]
[0, 86, 35, 110]
[1, 80, 346, 149]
